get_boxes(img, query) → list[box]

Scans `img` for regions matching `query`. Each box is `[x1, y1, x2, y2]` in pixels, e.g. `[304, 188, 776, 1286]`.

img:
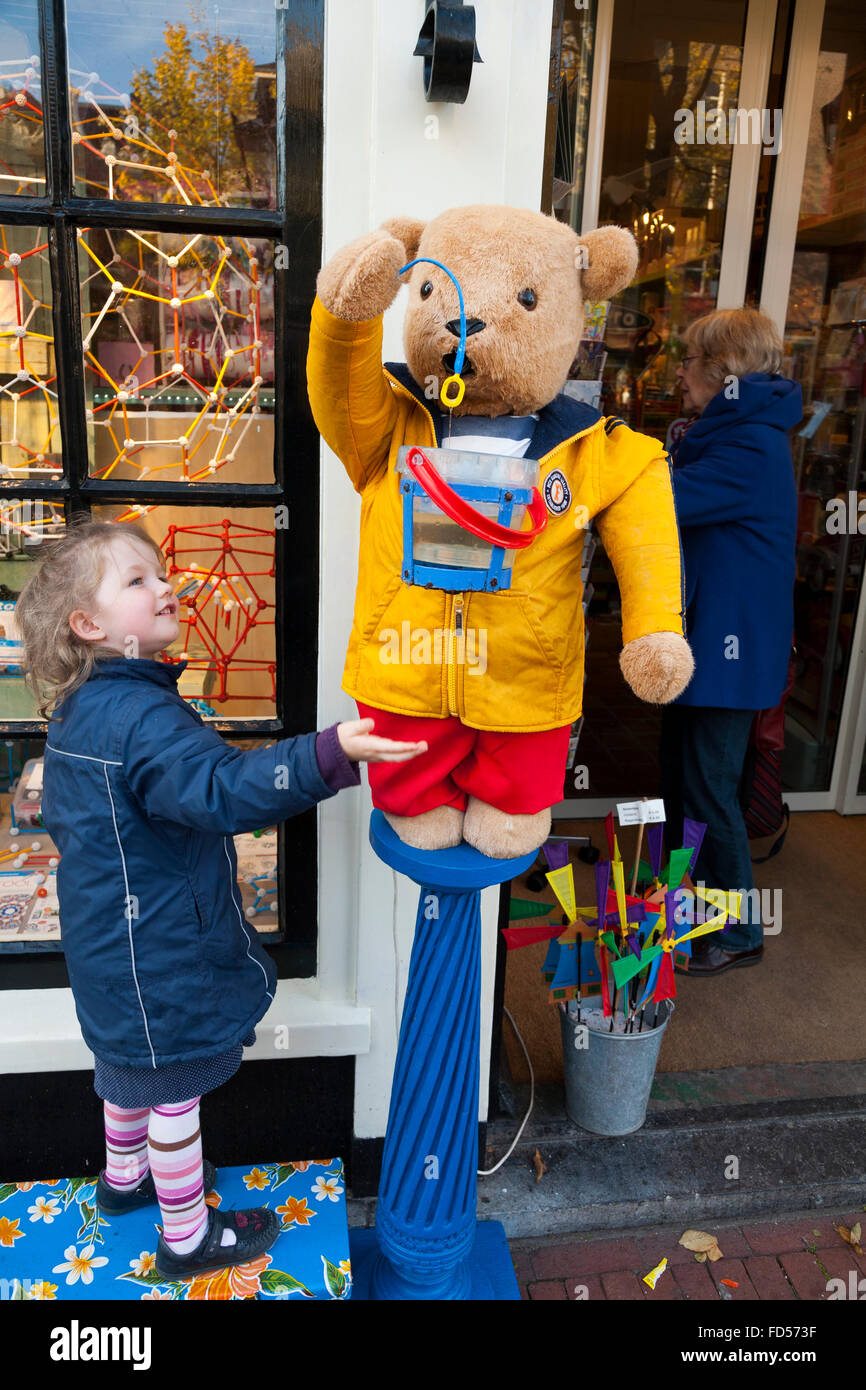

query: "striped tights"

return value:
[103, 1099, 236, 1254]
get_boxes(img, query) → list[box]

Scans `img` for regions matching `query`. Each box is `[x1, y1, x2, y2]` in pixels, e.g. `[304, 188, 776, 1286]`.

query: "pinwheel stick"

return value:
[630, 797, 649, 895]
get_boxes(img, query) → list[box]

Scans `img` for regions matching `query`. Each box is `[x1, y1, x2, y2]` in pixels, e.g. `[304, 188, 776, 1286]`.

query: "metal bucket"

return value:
[558, 1000, 674, 1136]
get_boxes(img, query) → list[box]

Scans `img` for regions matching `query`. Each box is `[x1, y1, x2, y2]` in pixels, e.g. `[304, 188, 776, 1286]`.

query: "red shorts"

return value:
[356, 702, 571, 817]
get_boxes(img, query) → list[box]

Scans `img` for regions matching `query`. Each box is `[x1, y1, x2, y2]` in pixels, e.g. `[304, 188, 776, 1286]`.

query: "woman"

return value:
[662, 307, 801, 977]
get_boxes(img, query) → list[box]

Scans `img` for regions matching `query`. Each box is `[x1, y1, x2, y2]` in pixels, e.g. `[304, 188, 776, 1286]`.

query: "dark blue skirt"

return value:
[93, 1031, 257, 1108]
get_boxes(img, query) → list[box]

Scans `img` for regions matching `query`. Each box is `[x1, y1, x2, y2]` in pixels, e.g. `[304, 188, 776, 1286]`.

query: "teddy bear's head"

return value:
[382, 205, 638, 418]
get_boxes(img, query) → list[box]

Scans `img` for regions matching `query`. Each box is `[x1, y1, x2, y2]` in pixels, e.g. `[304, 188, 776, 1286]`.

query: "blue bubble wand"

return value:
[398, 257, 467, 408]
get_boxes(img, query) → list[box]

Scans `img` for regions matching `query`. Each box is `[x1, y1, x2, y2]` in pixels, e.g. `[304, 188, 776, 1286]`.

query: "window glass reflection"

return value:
[79, 228, 275, 482]
[0, 226, 61, 483]
[591, 5, 747, 441]
[0, 0, 45, 196]
[66, 0, 278, 208]
[93, 504, 277, 718]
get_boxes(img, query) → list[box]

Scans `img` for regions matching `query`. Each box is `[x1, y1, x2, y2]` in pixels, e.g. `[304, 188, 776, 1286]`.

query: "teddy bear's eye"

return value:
[420, 280, 433, 300]
[517, 288, 537, 310]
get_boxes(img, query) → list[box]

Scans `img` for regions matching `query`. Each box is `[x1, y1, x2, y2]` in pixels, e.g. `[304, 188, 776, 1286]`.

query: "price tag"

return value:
[616, 799, 666, 826]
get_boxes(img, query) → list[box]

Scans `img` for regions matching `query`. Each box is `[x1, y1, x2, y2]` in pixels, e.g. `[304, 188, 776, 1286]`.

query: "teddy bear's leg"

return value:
[383, 805, 465, 851]
[356, 701, 471, 851]
[462, 798, 552, 860]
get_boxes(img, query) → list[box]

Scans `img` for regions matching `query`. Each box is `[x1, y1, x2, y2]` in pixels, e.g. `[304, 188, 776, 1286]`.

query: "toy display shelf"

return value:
[0, 791, 62, 955]
[0, 791, 280, 953]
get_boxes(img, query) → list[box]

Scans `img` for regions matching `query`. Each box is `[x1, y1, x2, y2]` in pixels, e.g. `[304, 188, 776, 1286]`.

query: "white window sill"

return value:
[0, 980, 371, 1075]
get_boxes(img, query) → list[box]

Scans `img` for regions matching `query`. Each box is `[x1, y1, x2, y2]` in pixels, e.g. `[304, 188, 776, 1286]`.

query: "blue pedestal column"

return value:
[350, 810, 536, 1301]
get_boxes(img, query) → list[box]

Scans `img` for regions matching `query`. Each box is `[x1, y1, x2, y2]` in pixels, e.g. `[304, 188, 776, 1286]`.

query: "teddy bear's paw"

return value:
[316, 230, 409, 322]
[384, 805, 465, 851]
[619, 632, 695, 704]
[462, 800, 552, 861]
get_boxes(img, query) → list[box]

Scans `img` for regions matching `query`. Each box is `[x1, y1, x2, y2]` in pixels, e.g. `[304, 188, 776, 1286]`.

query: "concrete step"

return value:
[477, 1078, 866, 1239]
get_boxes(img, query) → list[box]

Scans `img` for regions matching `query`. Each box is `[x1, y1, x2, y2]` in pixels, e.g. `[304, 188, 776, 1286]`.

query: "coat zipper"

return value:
[447, 594, 464, 715]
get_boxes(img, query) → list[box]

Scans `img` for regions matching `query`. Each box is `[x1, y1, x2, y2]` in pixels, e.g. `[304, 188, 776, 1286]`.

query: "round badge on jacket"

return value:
[543, 468, 571, 515]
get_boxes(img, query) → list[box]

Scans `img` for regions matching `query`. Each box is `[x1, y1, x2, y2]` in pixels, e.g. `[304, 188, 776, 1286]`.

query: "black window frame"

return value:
[0, 0, 325, 985]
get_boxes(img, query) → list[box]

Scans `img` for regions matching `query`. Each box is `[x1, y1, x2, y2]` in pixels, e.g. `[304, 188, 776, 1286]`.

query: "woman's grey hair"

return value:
[685, 307, 784, 385]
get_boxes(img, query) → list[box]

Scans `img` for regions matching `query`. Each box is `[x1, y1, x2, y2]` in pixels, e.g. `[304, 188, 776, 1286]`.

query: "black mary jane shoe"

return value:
[675, 942, 763, 978]
[154, 1205, 281, 1280]
[95, 1159, 217, 1214]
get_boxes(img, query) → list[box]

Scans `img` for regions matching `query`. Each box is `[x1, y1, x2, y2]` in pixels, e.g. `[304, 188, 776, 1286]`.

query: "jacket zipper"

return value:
[447, 594, 464, 715]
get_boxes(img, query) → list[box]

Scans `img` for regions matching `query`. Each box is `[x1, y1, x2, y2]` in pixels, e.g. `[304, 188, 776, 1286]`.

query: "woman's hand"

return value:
[337, 718, 428, 763]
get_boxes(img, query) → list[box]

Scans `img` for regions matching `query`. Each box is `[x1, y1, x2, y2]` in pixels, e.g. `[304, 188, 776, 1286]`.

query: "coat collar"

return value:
[88, 655, 188, 689]
[384, 361, 603, 457]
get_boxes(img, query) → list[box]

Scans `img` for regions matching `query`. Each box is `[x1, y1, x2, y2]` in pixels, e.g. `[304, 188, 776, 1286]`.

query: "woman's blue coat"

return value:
[670, 373, 801, 709]
[41, 656, 339, 1068]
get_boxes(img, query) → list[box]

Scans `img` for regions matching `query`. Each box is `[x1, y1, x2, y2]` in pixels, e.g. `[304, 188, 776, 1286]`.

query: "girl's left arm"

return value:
[120, 693, 340, 835]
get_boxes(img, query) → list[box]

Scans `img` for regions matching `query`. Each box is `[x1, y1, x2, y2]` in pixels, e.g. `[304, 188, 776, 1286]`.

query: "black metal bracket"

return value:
[413, 0, 483, 104]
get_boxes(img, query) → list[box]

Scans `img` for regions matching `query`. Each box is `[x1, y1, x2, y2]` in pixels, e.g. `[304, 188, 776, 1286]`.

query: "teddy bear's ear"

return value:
[575, 226, 639, 301]
[379, 217, 426, 272]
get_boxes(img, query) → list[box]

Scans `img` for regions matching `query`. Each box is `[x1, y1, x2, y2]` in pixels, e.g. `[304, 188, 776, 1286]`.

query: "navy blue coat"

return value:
[41, 657, 340, 1068]
[670, 373, 801, 709]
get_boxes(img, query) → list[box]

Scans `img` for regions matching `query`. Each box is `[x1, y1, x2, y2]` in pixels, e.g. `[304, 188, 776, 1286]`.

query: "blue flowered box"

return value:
[0, 1159, 350, 1301]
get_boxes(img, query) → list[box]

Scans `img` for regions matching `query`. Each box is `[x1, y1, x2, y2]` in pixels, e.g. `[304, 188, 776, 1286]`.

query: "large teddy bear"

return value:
[307, 205, 694, 860]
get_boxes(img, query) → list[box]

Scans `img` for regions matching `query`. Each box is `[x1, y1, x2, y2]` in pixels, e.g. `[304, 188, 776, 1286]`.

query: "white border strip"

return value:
[580, 0, 614, 234]
[759, 0, 826, 332]
[0, 984, 371, 1075]
[717, 0, 779, 308]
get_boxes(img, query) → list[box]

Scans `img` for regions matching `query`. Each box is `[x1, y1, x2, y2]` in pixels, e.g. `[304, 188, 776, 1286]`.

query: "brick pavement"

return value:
[509, 1208, 866, 1301]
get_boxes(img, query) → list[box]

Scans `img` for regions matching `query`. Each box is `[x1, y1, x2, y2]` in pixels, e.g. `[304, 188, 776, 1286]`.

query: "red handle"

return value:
[403, 447, 548, 550]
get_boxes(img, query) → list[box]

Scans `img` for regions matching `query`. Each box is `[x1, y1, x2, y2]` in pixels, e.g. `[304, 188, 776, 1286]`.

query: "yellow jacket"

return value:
[308, 296, 685, 732]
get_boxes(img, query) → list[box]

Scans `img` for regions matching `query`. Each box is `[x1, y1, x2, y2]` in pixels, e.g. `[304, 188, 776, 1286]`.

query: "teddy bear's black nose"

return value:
[445, 317, 485, 338]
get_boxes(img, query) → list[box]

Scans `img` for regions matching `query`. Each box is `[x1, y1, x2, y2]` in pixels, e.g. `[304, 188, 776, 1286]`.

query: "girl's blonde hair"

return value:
[14, 516, 164, 721]
[684, 307, 784, 386]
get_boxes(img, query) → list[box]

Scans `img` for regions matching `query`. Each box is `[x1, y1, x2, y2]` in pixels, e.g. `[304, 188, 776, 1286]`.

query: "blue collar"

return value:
[384, 362, 603, 456]
[88, 656, 188, 689]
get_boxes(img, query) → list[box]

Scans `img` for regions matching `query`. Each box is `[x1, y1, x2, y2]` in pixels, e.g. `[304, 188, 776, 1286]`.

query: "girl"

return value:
[15, 517, 427, 1279]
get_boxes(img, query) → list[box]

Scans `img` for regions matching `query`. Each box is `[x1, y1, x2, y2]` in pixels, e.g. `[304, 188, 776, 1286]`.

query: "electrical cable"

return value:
[477, 1005, 534, 1177]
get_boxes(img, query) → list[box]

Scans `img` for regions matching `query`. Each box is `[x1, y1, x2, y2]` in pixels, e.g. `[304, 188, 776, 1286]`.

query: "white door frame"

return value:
[759, 0, 866, 814]
[717, 0, 779, 308]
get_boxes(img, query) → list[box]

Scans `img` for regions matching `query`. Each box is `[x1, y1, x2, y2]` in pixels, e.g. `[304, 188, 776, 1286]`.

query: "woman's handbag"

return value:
[739, 649, 797, 863]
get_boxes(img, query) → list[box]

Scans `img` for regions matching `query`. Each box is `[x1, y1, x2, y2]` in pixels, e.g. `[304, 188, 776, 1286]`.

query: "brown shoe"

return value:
[677, 943, 763, 977]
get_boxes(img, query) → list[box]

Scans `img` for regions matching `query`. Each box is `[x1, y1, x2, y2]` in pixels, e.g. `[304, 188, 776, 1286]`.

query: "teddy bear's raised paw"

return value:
[316, 230, 410, 322]
[619, 632, 695, 704]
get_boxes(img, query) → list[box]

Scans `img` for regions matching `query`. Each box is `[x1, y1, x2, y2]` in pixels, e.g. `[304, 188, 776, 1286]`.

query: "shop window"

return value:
[78, 227, 276, 483]
[0, 223, 59, 478]
[780, 1, 866, 793]
[66, 0, 279, 209]
[0, 0, 46, 195]
[91, 503, 277, 718]
[0, 0, 323, 981]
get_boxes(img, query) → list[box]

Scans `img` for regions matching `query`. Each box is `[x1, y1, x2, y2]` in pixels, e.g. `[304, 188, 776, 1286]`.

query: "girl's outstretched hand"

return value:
[337, 718, 428, 763]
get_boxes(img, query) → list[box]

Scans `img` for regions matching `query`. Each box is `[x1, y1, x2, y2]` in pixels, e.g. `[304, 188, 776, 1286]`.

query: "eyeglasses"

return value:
[680, 354, 703, 367]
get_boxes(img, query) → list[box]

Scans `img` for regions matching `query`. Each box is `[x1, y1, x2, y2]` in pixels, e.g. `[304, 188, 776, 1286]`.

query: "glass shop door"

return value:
[767, 0, 866, 811]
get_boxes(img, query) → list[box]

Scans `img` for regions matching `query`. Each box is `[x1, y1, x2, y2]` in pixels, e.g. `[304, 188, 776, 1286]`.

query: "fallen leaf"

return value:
[694, 1252, 708, 1263]
[679, 1229, 724, 1261]
[533, 1148, 547, 1183]
[835, 1223, 864, 1256]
